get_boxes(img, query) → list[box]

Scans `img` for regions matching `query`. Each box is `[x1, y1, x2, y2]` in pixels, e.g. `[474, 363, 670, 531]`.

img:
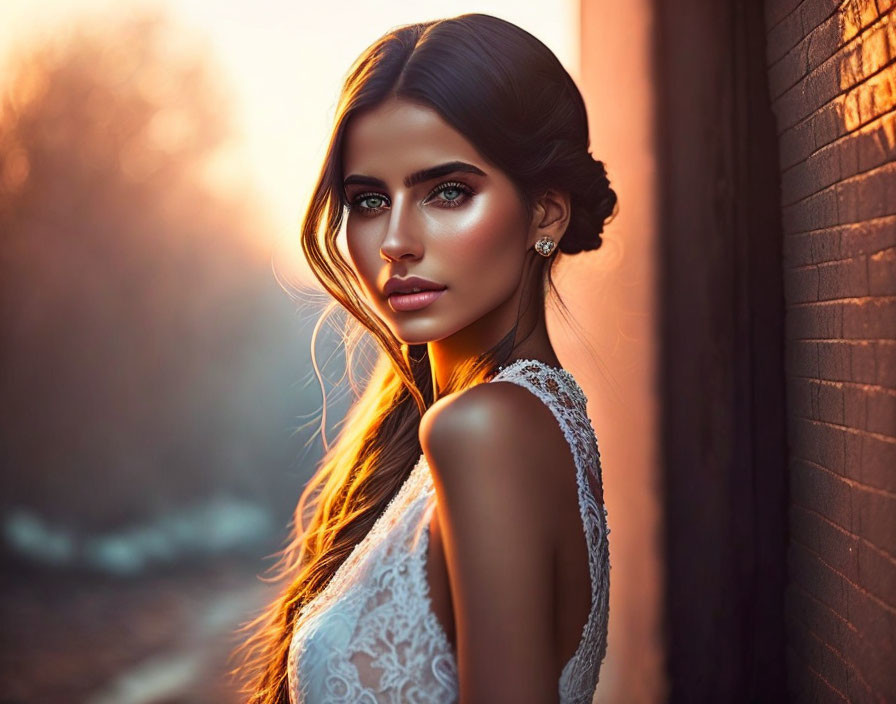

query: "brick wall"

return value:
[765, 0, 896, 700]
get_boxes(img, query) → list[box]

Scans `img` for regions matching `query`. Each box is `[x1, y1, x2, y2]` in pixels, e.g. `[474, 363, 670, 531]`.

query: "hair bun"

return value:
[559, 153, 618, 255]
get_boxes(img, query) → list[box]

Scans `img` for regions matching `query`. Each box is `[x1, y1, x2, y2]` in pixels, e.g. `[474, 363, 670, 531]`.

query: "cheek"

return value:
[345, 226, 378, 289]
[437, 194, 525, 280]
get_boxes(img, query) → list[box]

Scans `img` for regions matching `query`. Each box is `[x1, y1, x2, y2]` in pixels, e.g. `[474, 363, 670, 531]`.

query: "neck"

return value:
[427, 265, 560, 395]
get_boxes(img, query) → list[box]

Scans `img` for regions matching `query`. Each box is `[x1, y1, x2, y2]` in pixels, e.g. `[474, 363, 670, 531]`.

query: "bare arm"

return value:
[420, 382, 558, 704]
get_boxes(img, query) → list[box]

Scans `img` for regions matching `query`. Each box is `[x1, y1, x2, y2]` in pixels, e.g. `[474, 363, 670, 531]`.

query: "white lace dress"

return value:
[287, 358, 611, 704]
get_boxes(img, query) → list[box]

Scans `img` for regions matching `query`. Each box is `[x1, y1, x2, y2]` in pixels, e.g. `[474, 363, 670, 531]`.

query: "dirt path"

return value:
[1, 556, 280, 703]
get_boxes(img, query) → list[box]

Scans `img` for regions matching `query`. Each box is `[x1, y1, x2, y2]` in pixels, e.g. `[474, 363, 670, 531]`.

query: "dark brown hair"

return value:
[230, 12, 617, 702]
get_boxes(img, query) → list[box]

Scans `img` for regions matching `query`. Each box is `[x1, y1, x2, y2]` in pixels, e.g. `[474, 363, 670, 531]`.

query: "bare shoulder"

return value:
[419, 380, 562, 701]
[419, 380, 564, 501]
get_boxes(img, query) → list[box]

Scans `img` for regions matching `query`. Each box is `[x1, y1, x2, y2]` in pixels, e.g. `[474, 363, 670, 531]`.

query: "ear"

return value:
[527, 188, 571, 249]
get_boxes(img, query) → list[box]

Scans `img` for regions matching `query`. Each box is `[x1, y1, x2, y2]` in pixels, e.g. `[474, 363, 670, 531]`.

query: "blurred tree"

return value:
[0, 11, 320, 535]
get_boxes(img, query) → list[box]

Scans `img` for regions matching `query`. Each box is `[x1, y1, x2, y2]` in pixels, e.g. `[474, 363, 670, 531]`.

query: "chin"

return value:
[392, 329, 439, 346]
[389, 319, 455, 346]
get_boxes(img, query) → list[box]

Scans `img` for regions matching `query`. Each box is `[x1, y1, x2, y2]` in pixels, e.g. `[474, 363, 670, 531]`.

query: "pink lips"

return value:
[388, 288, 446, 312]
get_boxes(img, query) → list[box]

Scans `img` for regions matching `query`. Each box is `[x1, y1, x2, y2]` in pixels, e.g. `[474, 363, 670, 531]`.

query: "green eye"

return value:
[351, 192, 389, 214]
[427, 181, 474, 207]
[349, 180, 475, 215]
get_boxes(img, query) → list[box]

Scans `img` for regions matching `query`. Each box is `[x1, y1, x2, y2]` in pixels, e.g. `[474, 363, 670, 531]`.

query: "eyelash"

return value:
[348, 180, 474, 215]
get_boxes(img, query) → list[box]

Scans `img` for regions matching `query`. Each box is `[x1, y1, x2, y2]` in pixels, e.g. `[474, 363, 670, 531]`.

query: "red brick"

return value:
[845, 428, 865, 482]
[789, 339, 822, 377]
[869, 247, 896, 295]
[845, 671, 877, 704]
[837, 22, 891, 93]
[790, 541, 896, 698]
[838, 0, 883, 45]
[817, 255, 869, 300]
[770, 38, 811, 100]
[788, 581, 854, 652]
[842, 297, 896, 339]
[786, 626, 821, 701]
[769, 5, 808, 65]
[812, 0, 858, 36]
[851, 340, 880, 384]
[842, 585, 896, 697]
[786, 264, 821, 302]
[806, 59, 841, 117]
[818, 340, 852, 380]
[856, 96, 896, 173]
[779, 115, 819, 168]
[791, 418, 849, 473]
[769, 5, 896, 699]
[811, 658, 851, 701]
[865, 385, 896, 434]
[788, 301, 844, 339]
[815, 650, 853, 703]
[789, 376, 817, 417]
[839, 120, 862, 175]
[817, 380, 847, 422]
[834, 95, 896, 180]
[789, 540, 850, 617]
[876, 340, 896, 387]
[856, 433, 896, 492]
[839, 216, 896, 258]
[856, 540, 896, 607]
[843, 383, 869, 427]
[812, 228, 844, 262]
[791, 504, 860, 581]
[842, 620, 896, 700]
[791, 456, 853, 527]
[785, 232, 820, 266]
[783, 141, 842, 203]
[787, 585, 879, 702]
[778, 17, 892, 133]
[837, 165, 896, 225]
[844, 65, 896, 136]
[783, 184, 839, 232]
[767, 0, 804, 34]
[807, 12, 845, 70]
[774, 79, 815, 135]
[887, 6, 896, 51]
[814, 100, 846, 150]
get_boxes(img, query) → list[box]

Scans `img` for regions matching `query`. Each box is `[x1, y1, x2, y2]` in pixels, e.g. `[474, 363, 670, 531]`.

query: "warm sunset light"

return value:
[1, 0, 578, 289]
[3, 0, 892, 699]
[838, 6, 895, 134]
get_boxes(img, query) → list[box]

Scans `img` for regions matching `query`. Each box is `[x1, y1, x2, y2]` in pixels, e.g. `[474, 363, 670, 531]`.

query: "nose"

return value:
[379, 194, 423, 262]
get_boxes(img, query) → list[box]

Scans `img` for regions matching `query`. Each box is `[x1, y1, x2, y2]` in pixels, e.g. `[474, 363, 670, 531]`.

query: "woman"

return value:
[233, 12, 617, 704]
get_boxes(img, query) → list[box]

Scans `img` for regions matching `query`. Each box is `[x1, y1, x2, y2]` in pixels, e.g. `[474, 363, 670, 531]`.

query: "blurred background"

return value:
[1, 1, 663, 702]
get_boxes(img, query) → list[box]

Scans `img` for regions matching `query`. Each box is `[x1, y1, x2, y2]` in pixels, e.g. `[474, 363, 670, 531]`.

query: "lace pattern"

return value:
[287, 358, 610, 704]
[491, 360, 611, 703]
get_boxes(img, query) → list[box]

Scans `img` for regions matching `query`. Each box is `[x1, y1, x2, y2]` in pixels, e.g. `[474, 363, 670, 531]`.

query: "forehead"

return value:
[342, 98, 483, 176]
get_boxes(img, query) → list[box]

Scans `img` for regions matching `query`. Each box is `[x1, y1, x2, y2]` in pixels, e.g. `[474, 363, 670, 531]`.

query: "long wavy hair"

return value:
[230, 12, 617, 703]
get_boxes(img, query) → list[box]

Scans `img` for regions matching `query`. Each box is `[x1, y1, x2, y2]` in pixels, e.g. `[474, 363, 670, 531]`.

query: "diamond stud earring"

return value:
[534, 237, 556, 257]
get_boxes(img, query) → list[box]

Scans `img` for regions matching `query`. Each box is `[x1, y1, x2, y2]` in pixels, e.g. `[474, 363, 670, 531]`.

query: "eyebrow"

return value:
[343, 160, 487, 190]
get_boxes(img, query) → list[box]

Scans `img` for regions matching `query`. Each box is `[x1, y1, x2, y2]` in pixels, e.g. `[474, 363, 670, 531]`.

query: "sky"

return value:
[0, 0, 578, 284]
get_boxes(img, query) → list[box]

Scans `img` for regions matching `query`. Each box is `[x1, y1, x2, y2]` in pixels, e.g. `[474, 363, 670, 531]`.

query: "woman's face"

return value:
[341, 97, 535, 346]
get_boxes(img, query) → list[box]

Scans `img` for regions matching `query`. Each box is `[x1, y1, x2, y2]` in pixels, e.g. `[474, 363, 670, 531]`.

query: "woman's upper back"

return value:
[287, 358, 610, 704]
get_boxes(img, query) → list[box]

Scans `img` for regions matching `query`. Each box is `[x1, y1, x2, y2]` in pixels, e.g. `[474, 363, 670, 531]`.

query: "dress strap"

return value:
[491, 358, 611, 701]
[489, 359, 596, 491]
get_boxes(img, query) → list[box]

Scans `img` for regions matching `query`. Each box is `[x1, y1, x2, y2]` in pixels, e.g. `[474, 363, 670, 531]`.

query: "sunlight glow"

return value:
[0, 0, 578, 286]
